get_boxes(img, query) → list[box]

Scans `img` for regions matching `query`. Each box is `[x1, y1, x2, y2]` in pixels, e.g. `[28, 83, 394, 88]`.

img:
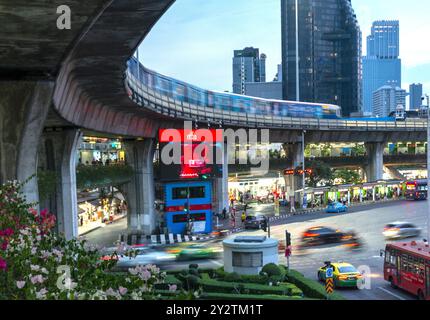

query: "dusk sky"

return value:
[139, 0, 430, 97]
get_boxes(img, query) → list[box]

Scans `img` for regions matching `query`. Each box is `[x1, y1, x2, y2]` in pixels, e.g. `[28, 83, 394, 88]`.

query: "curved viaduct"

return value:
[0, 0, 427, 238]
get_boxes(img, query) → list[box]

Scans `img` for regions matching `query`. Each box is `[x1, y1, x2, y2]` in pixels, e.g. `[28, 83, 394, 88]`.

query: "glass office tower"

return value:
[281, 0, 362, 117]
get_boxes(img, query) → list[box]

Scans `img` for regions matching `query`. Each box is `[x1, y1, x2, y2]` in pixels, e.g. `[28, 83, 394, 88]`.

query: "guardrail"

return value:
[125, 69, 428, 132]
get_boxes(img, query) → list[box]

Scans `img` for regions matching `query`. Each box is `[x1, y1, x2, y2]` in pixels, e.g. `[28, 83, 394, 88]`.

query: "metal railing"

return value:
[125, 69, 427, 132]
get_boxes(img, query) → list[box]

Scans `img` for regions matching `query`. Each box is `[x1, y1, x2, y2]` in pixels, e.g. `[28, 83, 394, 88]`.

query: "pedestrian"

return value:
[222, 207, 227, 220]
[241, 211, 246, 225]
[187, 218, 194, 236]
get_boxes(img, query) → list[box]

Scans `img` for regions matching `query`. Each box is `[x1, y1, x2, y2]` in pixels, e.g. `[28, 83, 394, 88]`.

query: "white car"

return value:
[383, 222, 422, 239]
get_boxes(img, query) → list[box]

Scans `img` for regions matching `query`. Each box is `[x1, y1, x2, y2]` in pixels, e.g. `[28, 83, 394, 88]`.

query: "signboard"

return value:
[283, 169, 313, 176]
[192, 221, 206, 233]
[325, 267, 334, 296]
[326, 267, 333, 279]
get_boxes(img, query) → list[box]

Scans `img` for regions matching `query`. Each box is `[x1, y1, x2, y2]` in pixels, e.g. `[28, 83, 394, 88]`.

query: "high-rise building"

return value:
[373, 85, 406, 118]
[244, 82, 283, 100]
[409, 83, 423, 110]
[281, 0, 362, 117]
[362, 20, 401, 114]
[232, 47, 266, 94]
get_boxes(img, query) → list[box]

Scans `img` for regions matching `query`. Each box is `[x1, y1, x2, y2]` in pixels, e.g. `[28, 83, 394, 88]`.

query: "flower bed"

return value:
[0, 180, 171, 300]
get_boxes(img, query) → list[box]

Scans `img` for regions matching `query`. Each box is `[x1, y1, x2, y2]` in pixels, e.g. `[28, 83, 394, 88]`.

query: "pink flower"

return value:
[16, 281, 26, 289]
[0, 257, 6, 271]
[0, 228, 13, 237]
[139, 270, 151, 281]
[119, 287, 128, 295]
[1, 241, 8, 251]
[30, 274, 44, 284]
[168, 284, 177, 292]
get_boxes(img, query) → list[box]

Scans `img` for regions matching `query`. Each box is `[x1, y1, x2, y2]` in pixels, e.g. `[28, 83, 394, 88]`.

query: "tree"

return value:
[334, 169, 362, 185]
[351, 144, 366, 156]
[300, 160, 334, 188]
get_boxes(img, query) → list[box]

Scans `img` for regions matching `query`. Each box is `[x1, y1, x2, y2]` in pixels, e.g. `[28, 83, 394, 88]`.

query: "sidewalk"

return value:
[79, 214, 127, 236]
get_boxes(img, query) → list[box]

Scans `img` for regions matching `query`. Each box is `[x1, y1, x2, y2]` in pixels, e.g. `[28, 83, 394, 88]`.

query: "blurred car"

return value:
[326, 202, 348, 213]
[244, 215, 266, 230]
[301, 226, 344, 246]
[383, 222, 422, 239]
[100, 245, 176, 268]
[317, 262, 363, 288]
[173, 244, 220, 261]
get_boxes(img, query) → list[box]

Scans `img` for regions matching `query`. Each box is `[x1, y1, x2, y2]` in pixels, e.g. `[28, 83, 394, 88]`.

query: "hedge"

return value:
[154, 275, 183, 290]
[284, 268, 346, 300]
[200, 292, 309, 301]
[198, 278, 302, 297]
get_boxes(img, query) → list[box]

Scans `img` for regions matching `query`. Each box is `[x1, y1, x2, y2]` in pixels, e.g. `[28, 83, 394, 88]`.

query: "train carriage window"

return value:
[188, 87, 204, 106]
[173, 83, 186, 100]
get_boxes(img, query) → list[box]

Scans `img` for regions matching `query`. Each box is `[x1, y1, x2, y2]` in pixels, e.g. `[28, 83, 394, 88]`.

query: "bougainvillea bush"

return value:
[0, 180, 171, 300]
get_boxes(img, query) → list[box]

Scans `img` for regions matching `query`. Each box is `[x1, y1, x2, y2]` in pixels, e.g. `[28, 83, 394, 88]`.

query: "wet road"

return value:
[87, 200, 428, 300]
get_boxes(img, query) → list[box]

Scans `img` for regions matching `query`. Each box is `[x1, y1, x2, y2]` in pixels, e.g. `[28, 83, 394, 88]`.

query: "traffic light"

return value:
[286, 231, 291, 247]
[184, 201, 189, 213]
[260, 218, 267, 232]
[200, 174, 209, 180]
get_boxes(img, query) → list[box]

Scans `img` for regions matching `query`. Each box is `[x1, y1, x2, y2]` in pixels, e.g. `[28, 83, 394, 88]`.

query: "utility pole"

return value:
[295, 0, 300, 101]
[426, 94, 430, 243]
[302, 130, 307, 209]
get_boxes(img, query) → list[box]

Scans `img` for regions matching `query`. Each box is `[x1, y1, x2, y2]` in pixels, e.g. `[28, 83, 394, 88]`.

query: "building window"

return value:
[232, 252, 263, 267]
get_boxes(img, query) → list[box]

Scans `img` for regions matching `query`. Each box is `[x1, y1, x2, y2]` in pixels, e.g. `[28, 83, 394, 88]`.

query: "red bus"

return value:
[405, 180, 427, 200]
[383, 241, 430, 300]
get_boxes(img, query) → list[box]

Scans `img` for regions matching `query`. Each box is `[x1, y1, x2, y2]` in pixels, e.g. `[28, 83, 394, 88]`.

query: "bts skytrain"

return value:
[127, 58, 342, 119]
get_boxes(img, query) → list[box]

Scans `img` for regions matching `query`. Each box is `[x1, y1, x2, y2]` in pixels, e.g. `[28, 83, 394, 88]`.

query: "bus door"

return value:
[397, 255, 402, 286]
[426, 265, 430, 296]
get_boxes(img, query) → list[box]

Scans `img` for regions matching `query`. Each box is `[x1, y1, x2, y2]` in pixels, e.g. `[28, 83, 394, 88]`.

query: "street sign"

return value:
[325, 267, 334, 297]
[326, 278, 334, 295]
[326, 267, 333, 279]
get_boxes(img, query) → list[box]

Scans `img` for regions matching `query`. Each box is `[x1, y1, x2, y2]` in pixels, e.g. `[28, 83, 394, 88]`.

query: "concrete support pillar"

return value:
[0, 81, 54, 206]
[215, 143, 229, 214]
[347, 190, 351, 206]
[365, 142, 385, 182]
[282, 143, 304, 207]
[124, 139, 156, 235]
[39, 129, 82, 240]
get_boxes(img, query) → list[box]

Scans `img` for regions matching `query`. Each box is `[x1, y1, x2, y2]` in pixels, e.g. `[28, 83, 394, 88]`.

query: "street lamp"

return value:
[425, 94, 430, 243]
[295, 0, 300, 101]
[302, 130, 306, 208]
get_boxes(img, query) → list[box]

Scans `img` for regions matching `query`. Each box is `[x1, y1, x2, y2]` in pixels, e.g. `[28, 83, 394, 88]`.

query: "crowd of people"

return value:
[78, 158, 126, 166]
[78, 199, 127, 228]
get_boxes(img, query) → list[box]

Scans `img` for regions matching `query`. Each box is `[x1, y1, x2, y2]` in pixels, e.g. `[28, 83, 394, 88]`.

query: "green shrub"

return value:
[197, 268, 217, 278]
[237, 274, 268, 285]
[214, 267, 227, 279]
[183, 275, 201, 291]
[198, 278, 298, 296]
[189, 268, 201, 278]
[285, 269, 346, 300]
[224, 272, 242, 282]
[154, 275, 183, 290]
[262, 263, 285, 277]
[200, 292, 308, 300]
[201, 273, 211, 281]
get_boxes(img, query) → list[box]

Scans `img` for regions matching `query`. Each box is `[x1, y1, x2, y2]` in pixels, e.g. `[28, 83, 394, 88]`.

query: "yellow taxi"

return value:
[317, 262, 363, 288]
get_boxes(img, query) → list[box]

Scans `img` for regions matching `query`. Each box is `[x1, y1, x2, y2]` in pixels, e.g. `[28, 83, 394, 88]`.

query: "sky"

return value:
[139, 0, 430, 96]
